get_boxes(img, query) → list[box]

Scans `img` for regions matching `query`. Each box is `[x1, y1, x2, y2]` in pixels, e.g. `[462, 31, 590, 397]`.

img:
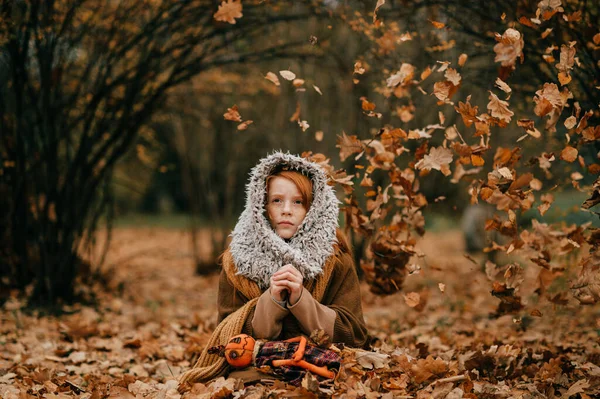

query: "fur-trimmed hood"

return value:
[229, 152, 339, 289]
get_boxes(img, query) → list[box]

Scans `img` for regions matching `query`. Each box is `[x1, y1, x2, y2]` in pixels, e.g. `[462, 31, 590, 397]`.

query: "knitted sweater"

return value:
[218, 246, 369, 349]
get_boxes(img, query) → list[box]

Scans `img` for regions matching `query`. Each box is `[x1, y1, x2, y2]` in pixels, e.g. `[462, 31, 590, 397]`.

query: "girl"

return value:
[179, 152, 368, 385]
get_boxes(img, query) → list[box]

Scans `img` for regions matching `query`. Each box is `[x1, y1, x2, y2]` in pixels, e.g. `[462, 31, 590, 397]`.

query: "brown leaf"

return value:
[487, 92, 514, 123]
[560, 146, 578, 162]
[404, 292, 420, 307]
[237, 120, 253, 130]
[493, 28, 524, 69]
[264, 72, 280, 86]
[415, 146, 453, 176]
[458, 53, 468, 67]
[336, 132, 364, 162]
[223, 105, 242, 122]
[213, 0, 243, 24]
[444, 68, 461, 86]
[412, 356, 449, 383]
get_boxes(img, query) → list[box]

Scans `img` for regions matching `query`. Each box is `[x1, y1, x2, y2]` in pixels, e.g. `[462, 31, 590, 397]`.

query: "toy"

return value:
[209, 334, 341, 385]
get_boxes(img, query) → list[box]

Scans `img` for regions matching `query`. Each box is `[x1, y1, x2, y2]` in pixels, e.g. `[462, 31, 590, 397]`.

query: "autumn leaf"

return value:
[415, 146, 453, 176]
[315, 130, 324, 142]
[356, 350, 391, 369]
[223, 105, 242, 122]
[487, 92, 514, 123]
[361, 97, 376, 111]
[387, 63, 415, 87]
[290, 102, 301, 122]
[373, 0, 385, 23]
[279, 70, 296, 80]
[337, 132, 364, 161]
[433, 81, 457, 103]
[495, 78, 512, 95]
[213, 0, 243, 24]
[458, 53, 468, 66]
[560, 146, 578, 162]
[237, 120, 253, 130]
[264, 72, 280, 86]
[404, 292, 420, 307]
[455, 97, 478, 127]
[564, 116, 577, 129]
[444, 68, 461, 86]
[494, 28, 524, 69]
[429, 20, 446, 29]
[297, 120, 309, 132]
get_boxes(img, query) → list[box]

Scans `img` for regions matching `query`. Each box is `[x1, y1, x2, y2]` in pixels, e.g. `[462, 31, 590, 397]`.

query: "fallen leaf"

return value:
[404, 292, 421, 307]
[355, 350, 390, 369]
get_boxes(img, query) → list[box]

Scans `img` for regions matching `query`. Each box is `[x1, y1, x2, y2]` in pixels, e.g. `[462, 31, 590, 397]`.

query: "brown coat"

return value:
[217, 249, 369, 349]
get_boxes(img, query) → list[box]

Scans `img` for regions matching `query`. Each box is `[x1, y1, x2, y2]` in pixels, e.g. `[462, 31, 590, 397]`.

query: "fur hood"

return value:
[229, 152, 339, 289]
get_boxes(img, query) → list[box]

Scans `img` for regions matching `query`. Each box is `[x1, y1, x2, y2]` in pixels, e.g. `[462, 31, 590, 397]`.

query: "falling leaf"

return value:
[429, 20, 446, 29]
[213, 0, 243, 24]
[438, 283, 446, 293]
[264, 72, 280, 86]
[290, 102, 301, 122]
[313, 85, 322, 95]
[223, 105, 242, 122]
[279, 70, 296, 80]
[361, 97, 376, 111]
[237, 120, 253, 130]
[560, 146, 578, 162]
[373, 0, 385, 23]
[337, 132, 364, 161]
[494, 28, 524, 69]
[298, 120, 309, 132]
[495, 78, 512, 95]
[487, 92, 514, 123]
[541, 28, 553, 39]
[564, 116, 577, 129]
[315, 130, 323, 142]
[458, 53, 468, 66]
[415, 146, 453, 176]
[292, 78, 305, 88]
[445, 68, 461, 86]
[354, 61, 366, 75]
[404, 292, 421, 307]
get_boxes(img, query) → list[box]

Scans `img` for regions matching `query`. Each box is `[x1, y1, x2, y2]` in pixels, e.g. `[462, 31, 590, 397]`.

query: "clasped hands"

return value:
[270, 264, 303, 307]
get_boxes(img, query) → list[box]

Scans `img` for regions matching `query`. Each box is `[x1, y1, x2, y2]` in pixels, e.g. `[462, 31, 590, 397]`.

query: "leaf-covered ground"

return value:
[2, 227, 599, 398]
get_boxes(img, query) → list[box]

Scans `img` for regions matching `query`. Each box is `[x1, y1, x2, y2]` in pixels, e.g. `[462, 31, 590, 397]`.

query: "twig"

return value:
[434, 374, 467, 384]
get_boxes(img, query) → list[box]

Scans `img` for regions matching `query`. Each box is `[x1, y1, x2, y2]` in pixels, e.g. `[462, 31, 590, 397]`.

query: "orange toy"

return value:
[209, 334, 340, 382]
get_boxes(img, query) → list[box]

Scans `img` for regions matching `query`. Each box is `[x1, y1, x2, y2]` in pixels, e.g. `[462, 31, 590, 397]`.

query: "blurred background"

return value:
[1, 0, 598, 305]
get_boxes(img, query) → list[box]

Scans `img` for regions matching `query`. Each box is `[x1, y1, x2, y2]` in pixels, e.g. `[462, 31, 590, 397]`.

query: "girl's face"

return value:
[266, 176, 308, 239]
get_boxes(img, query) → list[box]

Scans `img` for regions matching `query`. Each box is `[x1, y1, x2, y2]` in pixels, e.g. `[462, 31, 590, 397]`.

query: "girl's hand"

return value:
[270, 264, 304, 305]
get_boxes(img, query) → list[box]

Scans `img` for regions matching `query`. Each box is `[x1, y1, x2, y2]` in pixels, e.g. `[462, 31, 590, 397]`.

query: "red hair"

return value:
[266, 170, 353, 256]
[266, 170, 313, 209]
